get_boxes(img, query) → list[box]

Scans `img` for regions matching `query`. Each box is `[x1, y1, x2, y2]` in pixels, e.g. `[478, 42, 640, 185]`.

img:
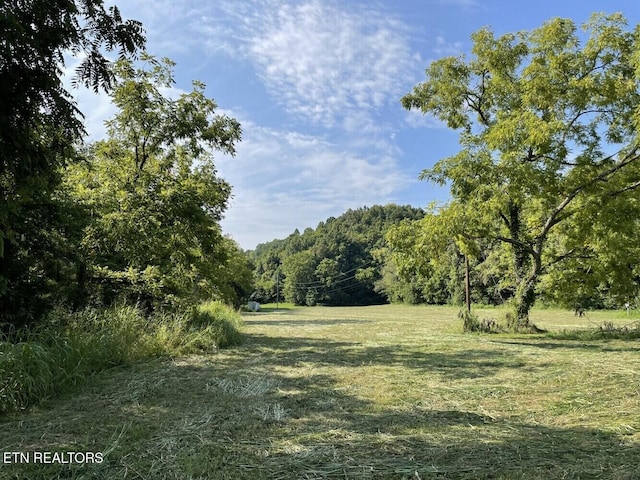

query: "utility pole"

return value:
[464, 255, 471, 313]
[276, 268, 280, 311]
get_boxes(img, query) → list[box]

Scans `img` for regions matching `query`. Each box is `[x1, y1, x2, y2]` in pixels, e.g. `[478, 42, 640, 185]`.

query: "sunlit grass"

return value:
[1, 304, 639, 479]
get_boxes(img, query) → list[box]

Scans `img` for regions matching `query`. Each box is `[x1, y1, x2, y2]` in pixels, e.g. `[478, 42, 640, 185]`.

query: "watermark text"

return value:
[2, 451, 103, 464]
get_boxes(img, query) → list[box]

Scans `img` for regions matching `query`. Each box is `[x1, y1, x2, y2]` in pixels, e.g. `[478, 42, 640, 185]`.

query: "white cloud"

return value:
[239, 0, 418, 130]
[217, 119, 411, 249]
[433, 35, 464, 56]
[110, 0, 422, 130]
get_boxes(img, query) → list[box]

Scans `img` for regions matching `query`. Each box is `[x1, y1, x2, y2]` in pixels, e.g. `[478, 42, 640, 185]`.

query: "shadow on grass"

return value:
[242, 333, 528, 380]
[2, 333, 639, 479]
[492, 338, 640, 353]
[247, 306, 296, 314]
[188, 345, 640, 479]
[245, 318, 373, 327]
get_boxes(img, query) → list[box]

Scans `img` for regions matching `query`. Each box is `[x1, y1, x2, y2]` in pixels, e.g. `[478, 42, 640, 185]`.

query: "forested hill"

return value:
[250, 204, 424, 306]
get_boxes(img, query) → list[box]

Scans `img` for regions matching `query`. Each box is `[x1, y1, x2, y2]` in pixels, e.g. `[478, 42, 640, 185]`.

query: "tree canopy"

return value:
[65, 55, 248, 310]
[0, 0, 145, 324]
[400, 13, 640, 328]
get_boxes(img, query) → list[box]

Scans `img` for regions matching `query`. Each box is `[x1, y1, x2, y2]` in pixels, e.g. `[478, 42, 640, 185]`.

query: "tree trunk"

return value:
[511, 248, 543, 331]
[507, 201, 539, 330]
[509, 202, 529, 283]
[513, 276, 536, 328]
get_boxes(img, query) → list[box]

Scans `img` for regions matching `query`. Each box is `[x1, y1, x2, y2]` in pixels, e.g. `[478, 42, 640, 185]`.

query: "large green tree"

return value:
[402, 13, 640, 328]
[65, 55, 243, 309]
[0, 1, 144, 324]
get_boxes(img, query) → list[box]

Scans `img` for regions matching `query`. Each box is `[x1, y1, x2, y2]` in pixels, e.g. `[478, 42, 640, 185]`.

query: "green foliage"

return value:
[383, 214, 512, 307]
[402, 13, 640, 327]
[250, 205, 424, 306]
[64, 55, 245, 310]
[0, 1, 145, 327]
[0, 302, 243, 413]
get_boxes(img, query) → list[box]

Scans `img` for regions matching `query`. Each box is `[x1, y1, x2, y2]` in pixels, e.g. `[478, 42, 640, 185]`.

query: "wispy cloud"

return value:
[433, 35, 464, 56]
[403, 109, 447, 130]
[217, 118, 411, 247]
[243, 0, 417, 130]
[436, 0, 479, 8]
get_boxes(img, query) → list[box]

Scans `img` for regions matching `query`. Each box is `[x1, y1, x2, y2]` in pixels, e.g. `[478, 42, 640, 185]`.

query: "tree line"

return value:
[1, 2, 252, 329]
[250, 199, 638, 313]
[250, 205, 424, 306]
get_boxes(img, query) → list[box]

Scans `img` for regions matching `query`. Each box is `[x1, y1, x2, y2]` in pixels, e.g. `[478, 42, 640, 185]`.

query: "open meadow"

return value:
[1, 304, 639, 479]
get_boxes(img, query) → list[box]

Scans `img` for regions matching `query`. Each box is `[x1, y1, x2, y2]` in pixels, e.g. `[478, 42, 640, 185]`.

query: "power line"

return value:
[282, 259, 377, 288]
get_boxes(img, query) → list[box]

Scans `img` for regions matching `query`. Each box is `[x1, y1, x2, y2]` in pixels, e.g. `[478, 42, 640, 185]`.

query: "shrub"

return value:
[459, 310, 501, 333]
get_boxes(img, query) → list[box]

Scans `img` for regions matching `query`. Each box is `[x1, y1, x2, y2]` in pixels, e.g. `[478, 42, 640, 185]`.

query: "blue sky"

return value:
[71, 0, 640, 250]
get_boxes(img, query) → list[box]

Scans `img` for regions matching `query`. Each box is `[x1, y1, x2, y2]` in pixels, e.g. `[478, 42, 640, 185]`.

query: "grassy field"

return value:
[1, 304, 639, 479]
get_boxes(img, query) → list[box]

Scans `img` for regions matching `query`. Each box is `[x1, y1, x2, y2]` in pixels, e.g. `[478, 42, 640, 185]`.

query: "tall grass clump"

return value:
[0, 302, 243, 414]
[548, 320, 640, 340]
[0, 334, 81, 414]
[459, 309, 501, 333]
[188, 301, 244, 348]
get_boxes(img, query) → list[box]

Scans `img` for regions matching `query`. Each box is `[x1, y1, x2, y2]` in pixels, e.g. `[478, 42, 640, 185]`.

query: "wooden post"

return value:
[464, 254, 471, 312]
[276, 268, 280, 311]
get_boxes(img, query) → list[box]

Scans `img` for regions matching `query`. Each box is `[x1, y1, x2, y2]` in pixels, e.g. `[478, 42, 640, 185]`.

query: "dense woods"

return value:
[250, 205, 424, 306]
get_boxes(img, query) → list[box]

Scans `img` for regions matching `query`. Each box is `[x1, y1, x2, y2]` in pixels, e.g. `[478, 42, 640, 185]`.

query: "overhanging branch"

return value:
[538, 146, 640, 243]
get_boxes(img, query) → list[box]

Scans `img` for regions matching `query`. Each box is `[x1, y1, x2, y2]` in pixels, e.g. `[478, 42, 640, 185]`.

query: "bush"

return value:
[0, 302, 244, 414]
[459, 309, 501, 333]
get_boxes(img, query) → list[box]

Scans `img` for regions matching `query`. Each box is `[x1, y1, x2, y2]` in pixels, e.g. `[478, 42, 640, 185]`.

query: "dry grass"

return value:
[1, 304, 639, 479]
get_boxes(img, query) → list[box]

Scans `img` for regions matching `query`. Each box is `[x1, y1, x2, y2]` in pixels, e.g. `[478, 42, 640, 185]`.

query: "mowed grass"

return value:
[1, 304, 639, 479]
